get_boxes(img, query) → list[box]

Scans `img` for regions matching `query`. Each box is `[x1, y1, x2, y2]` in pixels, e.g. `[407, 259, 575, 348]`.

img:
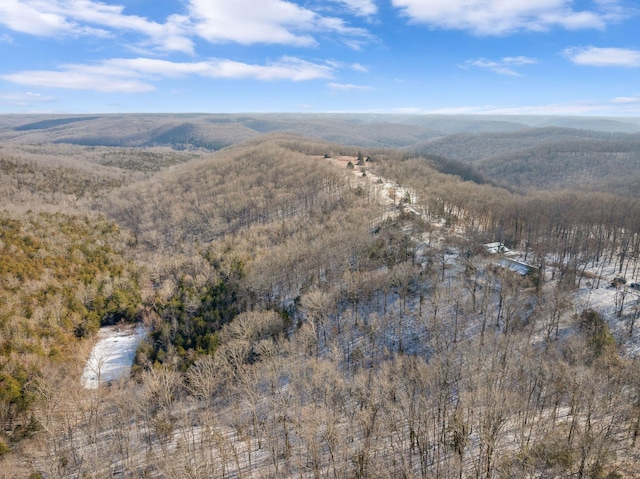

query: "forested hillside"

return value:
[478, 138, 640, 194]
[2, 115, 640, 478]
[411, 128, 640, 195]
[0, 212, 142, 457]
[5, 113, 640, 196]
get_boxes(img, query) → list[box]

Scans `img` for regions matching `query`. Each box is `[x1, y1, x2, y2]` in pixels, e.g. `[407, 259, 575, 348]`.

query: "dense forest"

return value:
[2, 114, 640, 478]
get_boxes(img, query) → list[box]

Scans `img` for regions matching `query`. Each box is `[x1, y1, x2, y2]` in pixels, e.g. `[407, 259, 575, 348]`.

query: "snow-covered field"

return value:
[81, 325, 147, 389]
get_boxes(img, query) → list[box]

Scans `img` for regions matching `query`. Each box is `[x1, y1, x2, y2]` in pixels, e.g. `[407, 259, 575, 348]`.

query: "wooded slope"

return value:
[2, 119, 640, 478]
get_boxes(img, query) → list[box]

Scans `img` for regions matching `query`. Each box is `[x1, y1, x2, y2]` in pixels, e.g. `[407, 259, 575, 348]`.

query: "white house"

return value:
[484, 242, 510, 255]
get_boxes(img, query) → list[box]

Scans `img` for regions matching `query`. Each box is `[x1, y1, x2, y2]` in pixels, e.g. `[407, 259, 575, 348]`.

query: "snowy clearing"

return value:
[81, 325, 147, 389]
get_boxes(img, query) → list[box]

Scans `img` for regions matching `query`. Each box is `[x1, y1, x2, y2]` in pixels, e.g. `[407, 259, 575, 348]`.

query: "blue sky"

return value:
[0, 0, 639, 115]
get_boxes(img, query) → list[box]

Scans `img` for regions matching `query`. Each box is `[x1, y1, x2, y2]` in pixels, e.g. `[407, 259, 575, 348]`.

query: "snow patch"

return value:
[81, 325, 147, 389]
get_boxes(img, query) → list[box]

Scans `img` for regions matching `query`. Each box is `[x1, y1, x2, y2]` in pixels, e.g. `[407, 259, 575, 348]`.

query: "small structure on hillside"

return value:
[484, 242, 510, 255]
[499, 258, 535, 276]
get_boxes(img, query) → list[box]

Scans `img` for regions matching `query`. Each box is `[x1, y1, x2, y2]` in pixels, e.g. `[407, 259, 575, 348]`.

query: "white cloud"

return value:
[0, 0, 76, 36]
[57, 1, 194, 53]
[612, 96, 640, 103]
[0, 0, 194, 53]
[187, 0, 371, 48]
[391, 0, 622, 35]
[0, 91, 55, 106]
[463, 56, 537, 76]
[330, 0, 378, 17]
[1, 69, 155, 93]
[326, 60, 370, 72]
[0, 0, 372, 52]
[563, 46, 640, 67]
[0, 56, 336, 93]
[208, 57, 334, 81]
[418, 99, 640, 115]
[189, 0, 315, 46]
[315, 15, 370, 39]
[111, 56, 334, 81]
[327, 82, 373, 91]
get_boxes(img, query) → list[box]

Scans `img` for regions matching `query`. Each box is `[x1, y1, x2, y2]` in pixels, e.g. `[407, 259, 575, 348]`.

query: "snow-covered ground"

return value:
[81, 325, 147, 389]
[572, 261, 640, 356]
[326, 155, 640, 361]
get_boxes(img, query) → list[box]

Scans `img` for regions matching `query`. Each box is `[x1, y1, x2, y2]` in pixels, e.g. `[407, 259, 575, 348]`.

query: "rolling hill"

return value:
[3, 115, 640, 478]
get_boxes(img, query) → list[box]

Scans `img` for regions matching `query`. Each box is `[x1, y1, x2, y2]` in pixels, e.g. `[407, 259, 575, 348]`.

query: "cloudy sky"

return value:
[0, 0, 639, 115]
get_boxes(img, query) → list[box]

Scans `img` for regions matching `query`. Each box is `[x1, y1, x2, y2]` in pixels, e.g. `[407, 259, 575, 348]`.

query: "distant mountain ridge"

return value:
[2, 113, 640, 196]
[2, 113, 639, 151]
